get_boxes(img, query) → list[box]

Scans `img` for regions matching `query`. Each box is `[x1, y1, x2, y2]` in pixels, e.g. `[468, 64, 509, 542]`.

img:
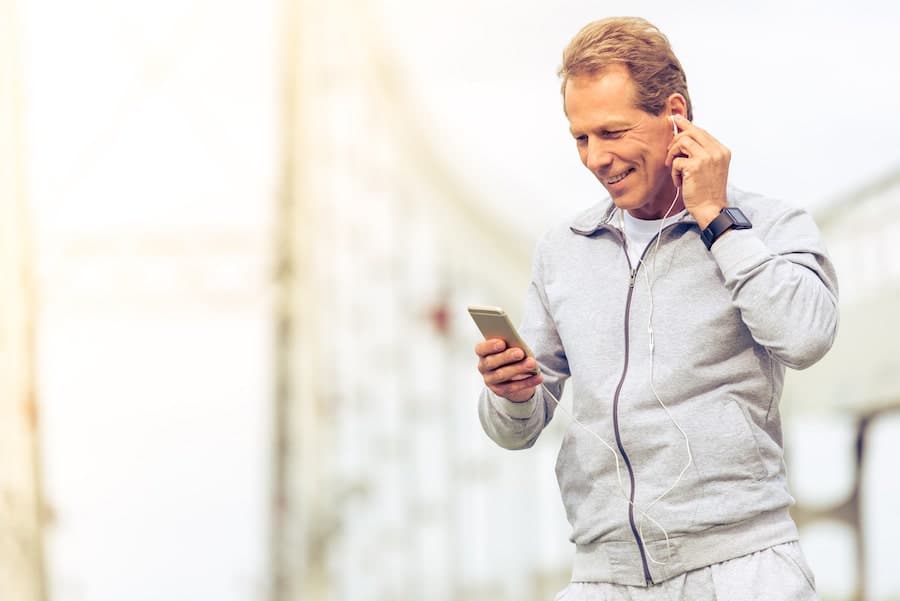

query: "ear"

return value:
[665, 93, 688, 120]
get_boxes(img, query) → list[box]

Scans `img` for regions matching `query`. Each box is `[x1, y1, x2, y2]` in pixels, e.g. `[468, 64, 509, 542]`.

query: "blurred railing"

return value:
[791, 404, 900, 601]
[0, 0, 48, 598]
[270, 1, 565, 600]
[785, 164, 900, 601]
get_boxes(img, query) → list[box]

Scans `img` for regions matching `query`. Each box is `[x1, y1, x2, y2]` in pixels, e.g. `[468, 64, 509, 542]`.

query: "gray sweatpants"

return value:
[553, 542, 818, 601]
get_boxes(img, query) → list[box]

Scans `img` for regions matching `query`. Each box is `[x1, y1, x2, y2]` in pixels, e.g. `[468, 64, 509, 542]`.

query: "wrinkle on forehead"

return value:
[563, 64, 637, 112]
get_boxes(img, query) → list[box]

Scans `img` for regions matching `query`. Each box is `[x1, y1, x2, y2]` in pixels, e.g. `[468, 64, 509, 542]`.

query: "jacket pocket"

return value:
[692, 398, 767, 482]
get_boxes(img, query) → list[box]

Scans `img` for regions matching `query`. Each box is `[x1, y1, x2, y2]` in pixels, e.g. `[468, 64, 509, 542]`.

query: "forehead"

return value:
[564, 65, 642, 127]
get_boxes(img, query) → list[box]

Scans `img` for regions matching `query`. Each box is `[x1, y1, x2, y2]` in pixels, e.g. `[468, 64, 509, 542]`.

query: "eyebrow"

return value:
[570, 121, 634, 136]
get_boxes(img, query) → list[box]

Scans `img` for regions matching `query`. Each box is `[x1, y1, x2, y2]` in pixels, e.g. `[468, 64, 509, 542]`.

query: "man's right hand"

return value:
[475, 338, 544, 403]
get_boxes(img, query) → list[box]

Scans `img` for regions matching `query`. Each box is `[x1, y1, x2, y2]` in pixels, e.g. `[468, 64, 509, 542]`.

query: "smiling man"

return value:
[474, 17, 839, 601]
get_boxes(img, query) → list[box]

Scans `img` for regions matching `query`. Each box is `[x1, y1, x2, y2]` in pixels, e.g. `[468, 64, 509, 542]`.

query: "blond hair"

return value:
[559, 17, 693, 120]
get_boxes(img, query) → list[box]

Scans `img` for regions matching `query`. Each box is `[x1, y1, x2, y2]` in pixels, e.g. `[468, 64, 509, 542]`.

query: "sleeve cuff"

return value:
[488, 389, 538, 420]
[709, 228, 771, 275]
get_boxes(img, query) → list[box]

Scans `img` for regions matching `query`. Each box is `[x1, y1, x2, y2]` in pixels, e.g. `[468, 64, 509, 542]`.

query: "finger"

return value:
[475, 338, 506, 358]
[667, 135, 706, 165]
[483, 356, 534, 384]
[671, 114, 692, 133]
[672, 115, 708, 138]
[509, 357, 540, 377]
[672, 115, 721, 149]
[478, 347, 524, 374]
[666, 137, 692, 167]
[665, 141, 686, 167]
[508, 372, 534, 381]
[480, 347, 527, 374]
[489, 373, 543, 397]
[671, 156, 690, 175]
[671, 157, 687, 187]
[522, 356, 539, 373]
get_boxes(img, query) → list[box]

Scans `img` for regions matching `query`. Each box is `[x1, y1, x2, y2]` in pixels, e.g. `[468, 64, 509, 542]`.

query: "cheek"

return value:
[612, 140, 640, 160]
[646, 136, 670, 162]
[632, 143, 664, 171]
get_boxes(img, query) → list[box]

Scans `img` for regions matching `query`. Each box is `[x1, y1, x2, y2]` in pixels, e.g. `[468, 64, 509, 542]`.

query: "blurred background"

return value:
[2, 0, 899, 600]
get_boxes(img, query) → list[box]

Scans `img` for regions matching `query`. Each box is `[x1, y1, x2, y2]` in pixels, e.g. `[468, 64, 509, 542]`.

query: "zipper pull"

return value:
[629, 268, 637, 288]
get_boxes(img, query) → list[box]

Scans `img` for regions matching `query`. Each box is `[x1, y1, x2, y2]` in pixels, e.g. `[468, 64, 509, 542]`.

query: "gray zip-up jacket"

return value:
[478, 186, 839, 586]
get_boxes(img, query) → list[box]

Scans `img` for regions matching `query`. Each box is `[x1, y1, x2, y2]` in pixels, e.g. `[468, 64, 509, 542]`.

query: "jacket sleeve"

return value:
[478, 233, 571, 450]
[710, 206, 839, 370]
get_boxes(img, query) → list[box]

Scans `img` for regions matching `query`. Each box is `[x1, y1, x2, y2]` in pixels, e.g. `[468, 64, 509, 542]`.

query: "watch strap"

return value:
[701, 207, 752, 250]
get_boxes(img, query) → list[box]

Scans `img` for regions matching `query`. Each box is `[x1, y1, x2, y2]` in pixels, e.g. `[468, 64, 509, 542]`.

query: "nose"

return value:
[584, 138, 614, 173]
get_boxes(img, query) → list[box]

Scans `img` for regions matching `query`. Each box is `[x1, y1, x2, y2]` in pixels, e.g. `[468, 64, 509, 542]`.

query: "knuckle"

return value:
[491, 365, 509, 381]
[481, 358, 496, 374]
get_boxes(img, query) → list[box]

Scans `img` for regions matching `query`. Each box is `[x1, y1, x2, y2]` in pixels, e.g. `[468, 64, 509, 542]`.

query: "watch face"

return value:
[723, 207, 752, 228]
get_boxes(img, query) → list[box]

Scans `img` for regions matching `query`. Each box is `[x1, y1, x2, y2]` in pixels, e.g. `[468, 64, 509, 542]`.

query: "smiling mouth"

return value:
[606, 168, 635, 185]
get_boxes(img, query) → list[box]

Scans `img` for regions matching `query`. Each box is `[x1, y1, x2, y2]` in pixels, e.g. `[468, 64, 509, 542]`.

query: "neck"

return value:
[628, 186, 683, 220]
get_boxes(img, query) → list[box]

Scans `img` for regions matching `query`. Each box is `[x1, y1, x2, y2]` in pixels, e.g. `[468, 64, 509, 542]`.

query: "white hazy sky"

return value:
[376, 0, 900, 238]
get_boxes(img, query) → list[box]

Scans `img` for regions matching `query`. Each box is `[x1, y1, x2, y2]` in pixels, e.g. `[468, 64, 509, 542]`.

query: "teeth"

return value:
[607, 169, 632, 184]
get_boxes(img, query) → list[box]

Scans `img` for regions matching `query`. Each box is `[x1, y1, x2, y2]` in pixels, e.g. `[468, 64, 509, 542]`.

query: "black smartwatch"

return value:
[701, 207, 752, 250]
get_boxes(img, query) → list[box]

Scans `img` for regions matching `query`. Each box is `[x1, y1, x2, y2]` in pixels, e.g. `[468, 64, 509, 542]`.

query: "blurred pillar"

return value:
[0, 1, 49, 600]
[271, 0, 328, 599]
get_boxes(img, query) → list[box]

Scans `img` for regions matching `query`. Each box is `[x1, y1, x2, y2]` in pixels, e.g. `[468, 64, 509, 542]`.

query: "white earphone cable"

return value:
[635, 179, 694, 565]
[528, 115, 694, 567]
[538, 382, 676, 556]
[551, 114, 691, 566]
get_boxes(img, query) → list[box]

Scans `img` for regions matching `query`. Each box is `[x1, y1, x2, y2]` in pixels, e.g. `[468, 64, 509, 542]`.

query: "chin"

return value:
[608, 192, 645, 212]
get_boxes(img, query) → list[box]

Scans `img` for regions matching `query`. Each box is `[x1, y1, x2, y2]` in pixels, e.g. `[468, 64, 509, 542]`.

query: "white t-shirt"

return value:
[620, 209, 686, 268]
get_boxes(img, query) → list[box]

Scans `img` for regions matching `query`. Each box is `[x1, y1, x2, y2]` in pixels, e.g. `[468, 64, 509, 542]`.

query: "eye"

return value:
[601, 129, 626, 139]
[574, 134, 588, 144]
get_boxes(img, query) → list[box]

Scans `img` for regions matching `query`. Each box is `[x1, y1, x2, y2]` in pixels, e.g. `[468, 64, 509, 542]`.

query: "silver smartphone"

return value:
[467, 304, 540, 375]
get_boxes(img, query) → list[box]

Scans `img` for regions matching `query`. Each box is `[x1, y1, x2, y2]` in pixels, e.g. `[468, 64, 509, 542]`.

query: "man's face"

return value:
[564, 65, 679, 219]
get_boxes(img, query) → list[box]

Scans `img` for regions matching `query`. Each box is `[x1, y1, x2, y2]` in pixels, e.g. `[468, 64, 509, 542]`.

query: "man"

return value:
[475, 17, 838, 600]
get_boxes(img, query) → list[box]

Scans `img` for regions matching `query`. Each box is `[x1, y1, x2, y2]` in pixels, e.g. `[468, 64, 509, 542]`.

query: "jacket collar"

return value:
[569, 197, 699, 236]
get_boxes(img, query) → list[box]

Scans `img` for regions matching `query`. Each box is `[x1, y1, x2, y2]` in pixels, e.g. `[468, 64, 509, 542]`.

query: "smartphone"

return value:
[467, 304, 540, 375]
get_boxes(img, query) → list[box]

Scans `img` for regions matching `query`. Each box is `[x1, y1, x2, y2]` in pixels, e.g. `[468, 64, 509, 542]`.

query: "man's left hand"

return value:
[666, 115, 730, 230]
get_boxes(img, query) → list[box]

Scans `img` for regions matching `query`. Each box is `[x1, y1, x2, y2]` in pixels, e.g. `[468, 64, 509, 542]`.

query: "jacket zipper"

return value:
[611, 225, 677, 586]
[612, 263, 653, 585]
